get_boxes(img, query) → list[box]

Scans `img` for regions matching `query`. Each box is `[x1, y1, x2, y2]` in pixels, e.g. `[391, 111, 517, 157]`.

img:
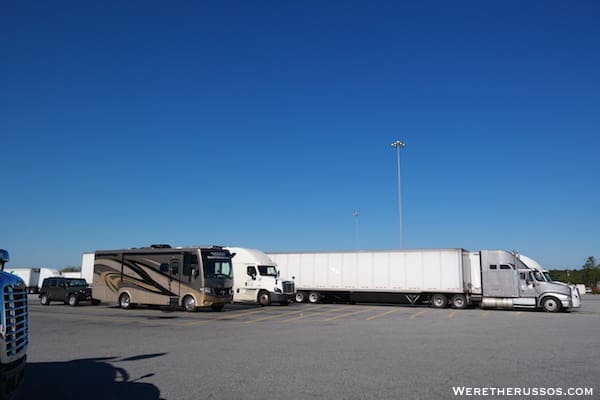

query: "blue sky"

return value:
[1, 1, 598, 269]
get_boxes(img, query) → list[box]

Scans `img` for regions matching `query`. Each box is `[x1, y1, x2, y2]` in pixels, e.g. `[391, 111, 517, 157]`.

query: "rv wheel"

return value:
[182, 295, 196, 312]
[119, 293, 132, 310]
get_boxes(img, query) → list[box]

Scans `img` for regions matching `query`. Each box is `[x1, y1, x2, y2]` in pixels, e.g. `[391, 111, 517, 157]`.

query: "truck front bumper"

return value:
[0, 355, 26, 400]
[270, 292, 294, 303]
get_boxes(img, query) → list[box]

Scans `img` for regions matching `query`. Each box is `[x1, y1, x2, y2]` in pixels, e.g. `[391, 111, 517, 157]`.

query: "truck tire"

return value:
[308, 292, 320, 304]
[430, 294, 448, 309]
[295, 292, 306, 303]
[258, 291, 271, 306]
[182, 295, 196, 312]
[68, 294, 79, 307]
[541, 296, 561, 313]
[119, 293, 132, 310]
[40, 294, 50, 305]
[450, 294, 467, 309]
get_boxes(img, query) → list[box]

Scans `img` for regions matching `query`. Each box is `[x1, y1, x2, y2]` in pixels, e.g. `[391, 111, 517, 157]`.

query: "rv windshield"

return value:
[203, 259, 233, 279]
[258, 265, 278, 277]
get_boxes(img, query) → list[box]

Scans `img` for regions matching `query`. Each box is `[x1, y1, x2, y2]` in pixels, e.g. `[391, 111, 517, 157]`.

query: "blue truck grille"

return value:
[3, 285, 29, 358]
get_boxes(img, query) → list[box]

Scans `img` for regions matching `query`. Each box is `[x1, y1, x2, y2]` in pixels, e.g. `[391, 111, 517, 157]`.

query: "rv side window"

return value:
[500, 264, 512, 270]
[171, 261, 179, 275]
[489, 265, 497, 270]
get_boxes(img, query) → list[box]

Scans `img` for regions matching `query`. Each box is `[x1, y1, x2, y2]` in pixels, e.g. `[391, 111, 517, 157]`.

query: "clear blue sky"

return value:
[1, 1, 598, 270]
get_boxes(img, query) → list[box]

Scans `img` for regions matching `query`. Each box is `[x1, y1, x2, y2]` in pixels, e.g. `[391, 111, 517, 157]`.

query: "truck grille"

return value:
[282, 281, 295, 294]
[2, 285, 28, 362]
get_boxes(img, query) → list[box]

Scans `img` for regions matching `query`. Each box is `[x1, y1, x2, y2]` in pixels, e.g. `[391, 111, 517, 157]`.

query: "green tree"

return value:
[61, 266, 80, 273]
[583, 256, 598, 270]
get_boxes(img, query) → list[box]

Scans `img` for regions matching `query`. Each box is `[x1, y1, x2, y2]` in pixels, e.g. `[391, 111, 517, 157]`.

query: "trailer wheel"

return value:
[40, 294, 50, 305]
[68, 294, 79, 307]
[308, 292, 320, 304]
[119, 293, 132, 310]
[450, 294, 467, 309]
[182, 295, 196, 312]
[258, 291, 271, 306]
[294, 292, 306, 303]
[541, 296, 561, 313]
[430, 294, 448, 308]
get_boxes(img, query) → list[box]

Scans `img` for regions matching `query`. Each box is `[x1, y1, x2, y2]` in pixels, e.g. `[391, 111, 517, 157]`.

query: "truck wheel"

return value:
[68, 294, 79, 307]
[541, 297, 561, 313]
[182, 295, 196, 312]
[258, 291, 271, 306]
[430, 294, 448, 308]
[40, 294, 50, 305]
[294, 292, 306, 303]
[450, 294, 467, 309]
[308, 292, 320, 304]
[119, 293, 132, 310]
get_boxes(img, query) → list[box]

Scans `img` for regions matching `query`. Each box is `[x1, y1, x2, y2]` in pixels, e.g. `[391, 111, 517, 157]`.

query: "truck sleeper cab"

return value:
[91, 245, 234, 312]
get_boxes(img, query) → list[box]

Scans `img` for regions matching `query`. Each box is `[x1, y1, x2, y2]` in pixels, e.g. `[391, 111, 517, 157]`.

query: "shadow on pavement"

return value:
[25, 353, 166, 400]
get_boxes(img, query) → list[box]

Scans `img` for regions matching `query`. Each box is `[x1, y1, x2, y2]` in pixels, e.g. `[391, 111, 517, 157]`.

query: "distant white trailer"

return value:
[7, 268, 41, 293]
[62, 272, 83, 279]
[38, 268, 61, 291]
[268, 249, 580, 312]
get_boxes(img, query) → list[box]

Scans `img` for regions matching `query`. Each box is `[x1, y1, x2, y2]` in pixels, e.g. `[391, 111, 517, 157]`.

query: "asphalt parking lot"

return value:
[25, 296, 600, 400]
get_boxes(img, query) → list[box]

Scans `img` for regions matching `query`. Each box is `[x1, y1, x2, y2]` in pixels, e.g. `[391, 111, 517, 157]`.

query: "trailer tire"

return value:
[450, 294, 467, 309]
[119, 293, 132, 310]
[258, 291, 271, 306]
[430, 294, 448, 308]
[541, 296, 561, 313]
[308, 292, 320, 304]
[40, 294, 50, 305]
[182, 295, 196, 312]
[295, 292, 306, 303]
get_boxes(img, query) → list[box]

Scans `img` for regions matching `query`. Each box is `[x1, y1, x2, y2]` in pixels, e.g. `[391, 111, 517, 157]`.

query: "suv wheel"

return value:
[68, 294, 79, 307]
[40, 294, 50, 305]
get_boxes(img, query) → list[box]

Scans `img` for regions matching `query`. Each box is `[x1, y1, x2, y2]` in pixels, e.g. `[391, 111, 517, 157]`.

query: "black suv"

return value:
[39, 277, 99, 306]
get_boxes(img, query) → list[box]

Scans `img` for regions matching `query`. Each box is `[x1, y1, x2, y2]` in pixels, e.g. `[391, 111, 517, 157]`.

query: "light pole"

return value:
[352, 211, 360, 249]
[391, 140, 406, 248]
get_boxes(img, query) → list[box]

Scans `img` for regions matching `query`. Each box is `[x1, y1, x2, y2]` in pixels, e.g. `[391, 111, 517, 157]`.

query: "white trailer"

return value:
[226, 247, 295, 306]
[38, 268, 61, 291]
[7, 267, 41, 293]
[268, 249, 580, 312]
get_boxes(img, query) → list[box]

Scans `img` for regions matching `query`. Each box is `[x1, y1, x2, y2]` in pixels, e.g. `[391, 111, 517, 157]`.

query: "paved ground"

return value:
[25, 295, 600, 399]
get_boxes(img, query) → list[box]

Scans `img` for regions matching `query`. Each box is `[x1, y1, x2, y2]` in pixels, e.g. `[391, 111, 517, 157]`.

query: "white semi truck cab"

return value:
[0, 249, 28, 399]
[227, 247, 296, 306]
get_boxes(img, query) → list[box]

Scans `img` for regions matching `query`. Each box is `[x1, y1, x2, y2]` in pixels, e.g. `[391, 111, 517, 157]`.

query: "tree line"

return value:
[548, 256, 599, 291]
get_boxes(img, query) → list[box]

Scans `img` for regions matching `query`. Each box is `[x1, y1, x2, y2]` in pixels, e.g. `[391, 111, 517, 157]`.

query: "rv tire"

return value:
[183, 295, 196, 312]
[119, 293, 132, 310]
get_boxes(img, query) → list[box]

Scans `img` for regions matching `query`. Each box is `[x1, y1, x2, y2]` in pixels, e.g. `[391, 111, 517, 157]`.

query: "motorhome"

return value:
[89, 244, 234, 311]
